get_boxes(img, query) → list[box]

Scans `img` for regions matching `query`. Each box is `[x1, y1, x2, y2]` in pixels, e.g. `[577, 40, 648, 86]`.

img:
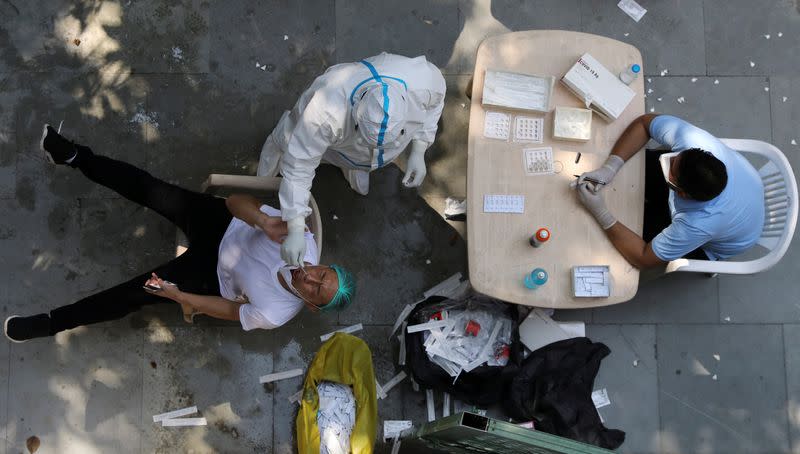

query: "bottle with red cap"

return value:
[529, 227, 550, 247]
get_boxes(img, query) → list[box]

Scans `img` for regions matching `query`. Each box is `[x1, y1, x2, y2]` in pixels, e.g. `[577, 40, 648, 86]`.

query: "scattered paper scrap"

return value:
[425, 259, 431, 265]
[423, 272, 464, 299]
[750, 61, 756, 68]
[407, 319, 452, 334]
[171, 46, 183, 61]
[153, 406, 198, 423]
[649, 107, 655, 112]
[712, 374, 718, 381]
[162, 418, 207, 427]
[647, 78, 652, 83]
[765, 87, 770, 92]
[647, 88, 653, 94]
[283, 34, 289, 40]
[691, 77, 698, 82]
[677, 96, 685, 104]
[384, 421, 413, 440]
[624, 32, 630, 37]
[443, 392, 451, 417]
[378, 371, 407, 399]
[660, 69, 669, 76]
[657, 97, 662, 102]
[391, 304, 417, 337]
[260, 64, 267, 71]
[792, 139, 797, 146]
[714, 79, 720, 85]
[333, 214, 339, 220]
[426, 389, 436, 422]
[320, 323, 363, 342]
[724, 316, 731, 322]
[764, 34, 771, 39]
[778, 32, 783, 37]
[782, 96, 788, 102]
[256, 61, 261, 67]
[259, 368, 303, 384]
[633, 359, 640, 367]
[460, 103, 466, 108]
[375, 381, 387, 400]
[617, 0, 647, 22]
[592, 388, 611, 409]
[391, 437, 401, 454]
[713, 354, 720, 361]
[288, 389, 303, 404]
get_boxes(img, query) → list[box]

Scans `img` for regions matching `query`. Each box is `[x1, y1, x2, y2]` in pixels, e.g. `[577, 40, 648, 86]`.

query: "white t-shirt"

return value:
[216, 204, 318, 331]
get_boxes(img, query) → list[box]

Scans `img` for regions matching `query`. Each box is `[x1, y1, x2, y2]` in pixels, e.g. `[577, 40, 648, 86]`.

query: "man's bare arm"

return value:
[610, 113, 659, 162]
[225, 194, 288, 241]
[174, 292, 242, 321]
[605, 222, 666, 269]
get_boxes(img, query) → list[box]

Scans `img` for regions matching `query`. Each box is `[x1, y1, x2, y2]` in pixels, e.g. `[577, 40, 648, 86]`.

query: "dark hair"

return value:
[675, 148, 728, 201]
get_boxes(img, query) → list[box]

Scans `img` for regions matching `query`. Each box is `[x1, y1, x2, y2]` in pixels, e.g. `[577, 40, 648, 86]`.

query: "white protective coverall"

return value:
[257, 52, 446, 224]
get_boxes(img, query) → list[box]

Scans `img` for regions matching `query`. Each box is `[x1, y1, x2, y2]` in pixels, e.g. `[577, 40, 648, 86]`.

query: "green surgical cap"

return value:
[322, 264, 356, 312]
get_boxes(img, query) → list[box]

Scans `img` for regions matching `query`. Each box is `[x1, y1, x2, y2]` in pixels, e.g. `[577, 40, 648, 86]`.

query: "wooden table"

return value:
[467, 30, 645, 308]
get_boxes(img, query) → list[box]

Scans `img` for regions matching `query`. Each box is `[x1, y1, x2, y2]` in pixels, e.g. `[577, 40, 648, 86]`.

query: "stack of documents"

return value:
[572, 265, 611, 297]
[482, 70, 555, 113]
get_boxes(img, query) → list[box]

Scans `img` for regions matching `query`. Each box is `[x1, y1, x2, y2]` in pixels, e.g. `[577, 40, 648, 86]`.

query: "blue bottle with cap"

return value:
[619, 64, 640, 85]
[523, 268, 548, 290]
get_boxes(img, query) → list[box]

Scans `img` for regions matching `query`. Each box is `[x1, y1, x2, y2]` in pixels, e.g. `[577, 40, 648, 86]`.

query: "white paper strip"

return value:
[463, 320, 503, 372]
[390, 304, 417, 337]
[258, 368, 303, 384]
[288, 389, 303, 404]
[152, 406, 198, 422]
[375, 381, 388, 400]
[592, 388, 611, 408]
[407, 320, 451, 333]
[320, 323, 363, 342]
[391, 436, 402, 454]
[397, 322, 407, 366]
[384, 420, 413, 439]
[378, 371, 407, 399]
[423, 273, 463, 299]
[426, 389, 436, 422]
[161, 417, 207, 427]
[443, 393, 451, 417]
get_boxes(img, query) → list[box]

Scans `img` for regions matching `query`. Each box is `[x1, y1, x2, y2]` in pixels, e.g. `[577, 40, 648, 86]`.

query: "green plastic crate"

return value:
[413, 412, 617, 454]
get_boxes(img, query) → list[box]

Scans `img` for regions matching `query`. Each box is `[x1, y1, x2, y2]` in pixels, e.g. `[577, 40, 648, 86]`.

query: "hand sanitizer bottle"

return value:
[619, 64, 641, 85]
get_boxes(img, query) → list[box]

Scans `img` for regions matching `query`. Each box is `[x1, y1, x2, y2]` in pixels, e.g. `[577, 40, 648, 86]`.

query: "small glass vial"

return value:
[529, 227, 551, 247]
[619, 64, 641, 85]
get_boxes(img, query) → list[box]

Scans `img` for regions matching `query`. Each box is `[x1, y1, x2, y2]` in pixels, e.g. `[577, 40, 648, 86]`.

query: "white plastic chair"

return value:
[665, 139, 798, 275]
[175, 174, 323, 260]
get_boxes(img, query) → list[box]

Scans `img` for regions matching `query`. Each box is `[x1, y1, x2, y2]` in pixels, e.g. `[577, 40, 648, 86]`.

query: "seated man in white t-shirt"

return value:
[4, 125, 356, 342]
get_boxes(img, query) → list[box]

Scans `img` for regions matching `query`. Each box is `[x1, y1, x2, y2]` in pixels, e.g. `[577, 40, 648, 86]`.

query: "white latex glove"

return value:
[579, 155, 625, 193]
[281, 217, 306, 266]
[577, 183, 617, 230]
[402, 140, 427, 188]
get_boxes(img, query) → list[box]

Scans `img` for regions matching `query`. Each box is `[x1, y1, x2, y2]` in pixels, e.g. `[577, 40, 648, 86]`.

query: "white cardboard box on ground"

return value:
[518, 309, 586, 352]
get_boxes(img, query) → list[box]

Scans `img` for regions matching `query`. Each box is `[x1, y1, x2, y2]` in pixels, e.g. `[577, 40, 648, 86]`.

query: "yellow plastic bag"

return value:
[296, 333, 378, 454]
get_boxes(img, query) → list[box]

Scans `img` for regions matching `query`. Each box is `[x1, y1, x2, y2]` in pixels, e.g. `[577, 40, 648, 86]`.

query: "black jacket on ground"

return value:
[504, 337, 626, 450]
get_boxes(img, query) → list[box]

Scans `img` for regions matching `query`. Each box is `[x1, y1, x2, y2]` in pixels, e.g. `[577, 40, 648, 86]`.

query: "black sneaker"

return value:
[4, 314, 52, 343]
[39, 124, 83, 165]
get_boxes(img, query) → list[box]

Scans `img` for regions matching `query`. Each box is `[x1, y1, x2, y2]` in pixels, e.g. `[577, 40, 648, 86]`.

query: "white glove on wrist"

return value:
[577, 183, 617, 230]
[579, 155, 625, 193]
[402, 141, 427, 188]
[281, 217, 307, 266]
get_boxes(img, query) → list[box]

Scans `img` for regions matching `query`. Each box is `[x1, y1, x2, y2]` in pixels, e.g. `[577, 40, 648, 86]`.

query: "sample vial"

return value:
[619, 64, 641, 85]
[524, 268, 549, 290]
[529, 228, 551, 247]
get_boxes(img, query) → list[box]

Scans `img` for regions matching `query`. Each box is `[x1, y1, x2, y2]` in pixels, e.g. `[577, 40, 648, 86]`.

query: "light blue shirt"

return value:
[649, 116, 764, 261]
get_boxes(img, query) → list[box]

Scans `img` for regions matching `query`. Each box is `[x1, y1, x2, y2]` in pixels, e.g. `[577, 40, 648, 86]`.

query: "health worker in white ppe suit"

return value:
[257, 52, 446, 266]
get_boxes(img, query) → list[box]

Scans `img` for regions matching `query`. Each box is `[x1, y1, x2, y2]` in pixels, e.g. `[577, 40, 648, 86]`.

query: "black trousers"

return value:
[48, 150, 233, 334]
[643, 149, 708, 260]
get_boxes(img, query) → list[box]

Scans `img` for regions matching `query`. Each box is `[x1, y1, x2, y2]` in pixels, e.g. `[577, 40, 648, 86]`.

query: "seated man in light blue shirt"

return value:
[575, 114, 764, 269]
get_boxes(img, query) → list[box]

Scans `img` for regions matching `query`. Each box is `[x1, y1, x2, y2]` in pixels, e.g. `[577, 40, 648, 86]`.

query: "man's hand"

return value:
[281, 217, 307, 266]
[579, 155, 625, 192]
[577, 183, 617, 229]
[257, 215, 288, 243]
[144, 273, 182, 301]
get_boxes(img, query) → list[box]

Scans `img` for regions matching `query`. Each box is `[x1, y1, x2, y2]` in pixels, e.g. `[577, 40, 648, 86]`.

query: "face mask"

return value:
[278, 266, 309, 302]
